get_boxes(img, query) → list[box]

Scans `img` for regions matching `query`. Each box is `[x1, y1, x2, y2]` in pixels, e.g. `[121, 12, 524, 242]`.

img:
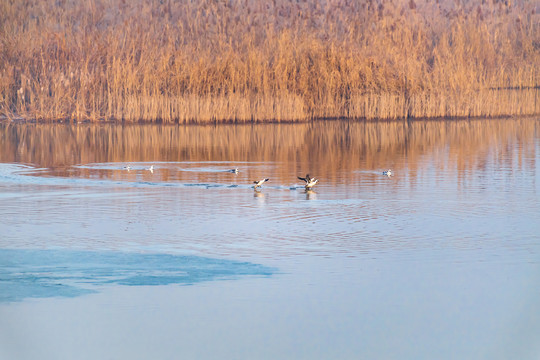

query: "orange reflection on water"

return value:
[0, 118, 538, 185]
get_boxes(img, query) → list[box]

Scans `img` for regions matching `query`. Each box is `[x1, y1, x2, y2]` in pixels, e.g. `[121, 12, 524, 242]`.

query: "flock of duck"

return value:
[251, 174, 318, 190]
[122, 165, 393, 190]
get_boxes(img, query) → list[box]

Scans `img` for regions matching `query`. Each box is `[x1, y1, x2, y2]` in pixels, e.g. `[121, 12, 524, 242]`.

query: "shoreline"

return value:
[1, 112, 538, 126]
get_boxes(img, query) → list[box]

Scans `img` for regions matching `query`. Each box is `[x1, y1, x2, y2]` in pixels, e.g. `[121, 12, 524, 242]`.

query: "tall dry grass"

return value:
[0, 0, 539, 122]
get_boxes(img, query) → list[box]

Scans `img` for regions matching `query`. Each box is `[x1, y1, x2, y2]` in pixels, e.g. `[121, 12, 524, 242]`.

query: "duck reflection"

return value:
[305, 189, 317, 200]
[253, 189, 266, 205]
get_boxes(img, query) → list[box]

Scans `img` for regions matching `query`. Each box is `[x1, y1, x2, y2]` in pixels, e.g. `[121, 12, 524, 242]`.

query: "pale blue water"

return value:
[0, 119, 539, 359]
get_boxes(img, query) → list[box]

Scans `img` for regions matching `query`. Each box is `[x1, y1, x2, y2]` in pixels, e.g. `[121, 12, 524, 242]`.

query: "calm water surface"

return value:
[0, 118, 539, 359]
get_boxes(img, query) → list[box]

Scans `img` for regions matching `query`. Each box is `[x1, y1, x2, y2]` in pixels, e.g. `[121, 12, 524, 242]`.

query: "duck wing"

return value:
[253, 179, 269, 185]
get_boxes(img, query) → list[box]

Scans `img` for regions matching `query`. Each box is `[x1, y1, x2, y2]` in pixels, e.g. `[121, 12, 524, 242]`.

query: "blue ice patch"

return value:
[0, 249, 275, 303]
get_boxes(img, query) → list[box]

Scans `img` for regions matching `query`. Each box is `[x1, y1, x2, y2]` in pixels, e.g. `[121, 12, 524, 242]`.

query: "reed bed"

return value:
[0, 0, 539, 122]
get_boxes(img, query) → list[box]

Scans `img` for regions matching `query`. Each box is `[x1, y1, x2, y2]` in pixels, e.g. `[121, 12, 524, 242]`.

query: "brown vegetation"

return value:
[0, 0, 539, 122]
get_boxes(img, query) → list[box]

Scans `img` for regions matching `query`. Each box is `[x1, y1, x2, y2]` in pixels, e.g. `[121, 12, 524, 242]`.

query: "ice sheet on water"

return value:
[0, 249, 275, 303]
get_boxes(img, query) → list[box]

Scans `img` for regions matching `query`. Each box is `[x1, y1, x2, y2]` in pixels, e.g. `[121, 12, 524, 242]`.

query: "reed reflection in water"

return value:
[1, 118, 538, 179]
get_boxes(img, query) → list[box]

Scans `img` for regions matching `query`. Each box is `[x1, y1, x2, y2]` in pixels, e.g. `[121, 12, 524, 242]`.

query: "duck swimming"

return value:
[382, 169, 392, 177]
[298, 174, 319, 189]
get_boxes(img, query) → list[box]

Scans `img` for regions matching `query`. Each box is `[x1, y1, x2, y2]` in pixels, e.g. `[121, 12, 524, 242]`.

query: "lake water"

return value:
[1, 118, 539, 359]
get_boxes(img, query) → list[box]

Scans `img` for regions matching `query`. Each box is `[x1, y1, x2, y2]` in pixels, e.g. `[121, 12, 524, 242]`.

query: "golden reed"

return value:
[0, 0, 538, 122]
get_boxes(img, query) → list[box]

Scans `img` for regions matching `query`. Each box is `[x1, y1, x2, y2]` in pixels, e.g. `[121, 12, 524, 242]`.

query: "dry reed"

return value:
[0, 0, 539, 122]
